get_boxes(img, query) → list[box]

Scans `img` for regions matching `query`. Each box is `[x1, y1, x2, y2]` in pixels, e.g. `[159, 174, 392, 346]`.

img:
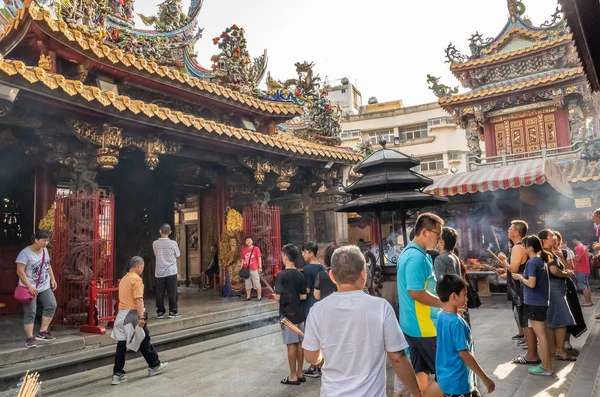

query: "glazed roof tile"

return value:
[0, 57, 361, 163]
[439, 67, 584, 105]
[450, 34, 573, 71]
[0, 3, 302, 117]
[559, 159, 600, 183]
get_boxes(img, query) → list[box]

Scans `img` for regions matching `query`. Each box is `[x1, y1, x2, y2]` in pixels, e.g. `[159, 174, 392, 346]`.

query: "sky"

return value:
[7, 0, 561, 106]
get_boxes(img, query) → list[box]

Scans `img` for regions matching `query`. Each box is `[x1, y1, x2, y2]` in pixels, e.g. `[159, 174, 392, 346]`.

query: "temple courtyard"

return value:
[1, 293, 597, 397]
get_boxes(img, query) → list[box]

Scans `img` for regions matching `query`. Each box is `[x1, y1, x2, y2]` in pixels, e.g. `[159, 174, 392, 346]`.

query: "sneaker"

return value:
[528, 364, 553, 376]
[512, 334, 525, 340]
[25, 338, 37, 348]
[157, 313, 165, 320]
[148, 362, 168, 377]
[111, 374, 128, 385]
[303, 367, 321, 378]
[564, 341, 573, 351]
[256, 297, 262, 302]
[35, 331, 55, 342]
[168, 312, 181, 319]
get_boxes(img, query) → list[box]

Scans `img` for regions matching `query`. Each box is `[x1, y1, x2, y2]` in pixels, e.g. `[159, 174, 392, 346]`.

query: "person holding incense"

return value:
[273, 244, 307, 386]
[111, 256, 168, 385]
[510, 236, 552, 376]
[303, 245, 423, 397]
[496, 221, 531, 353]
[538, 230, 575, 362]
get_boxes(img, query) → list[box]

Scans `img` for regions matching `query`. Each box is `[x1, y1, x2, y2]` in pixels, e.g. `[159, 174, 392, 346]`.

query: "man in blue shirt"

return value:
[397, 212, 445, 396]
[436, 274, 495, 397]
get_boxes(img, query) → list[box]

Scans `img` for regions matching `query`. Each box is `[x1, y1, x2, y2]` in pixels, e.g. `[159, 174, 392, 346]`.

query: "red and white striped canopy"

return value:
[424, 159, 573, 198]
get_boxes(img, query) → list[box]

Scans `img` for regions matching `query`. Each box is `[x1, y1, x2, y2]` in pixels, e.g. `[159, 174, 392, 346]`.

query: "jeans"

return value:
[155, 275, 178, 314]
[113, 326, 160, 375]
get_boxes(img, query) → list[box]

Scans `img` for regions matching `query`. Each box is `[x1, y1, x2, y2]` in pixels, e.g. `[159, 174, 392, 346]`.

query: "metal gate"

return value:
[53, 191, 116, 334]
[242, 206, 281, 295]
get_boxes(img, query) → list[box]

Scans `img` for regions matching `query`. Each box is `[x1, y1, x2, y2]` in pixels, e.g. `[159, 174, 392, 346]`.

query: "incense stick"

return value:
[281, 317, 305, 337]
[16, 372, 40, 397]
[491, 226, 501, 253]
[487, 249, 503, 265]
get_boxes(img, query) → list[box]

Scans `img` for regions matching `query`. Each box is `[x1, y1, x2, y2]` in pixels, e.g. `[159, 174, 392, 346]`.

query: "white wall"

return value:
[341, 103, 485, 176]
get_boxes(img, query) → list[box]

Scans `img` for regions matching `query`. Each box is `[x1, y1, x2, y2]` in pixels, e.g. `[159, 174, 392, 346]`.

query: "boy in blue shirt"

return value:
[435, 274, 495, 397]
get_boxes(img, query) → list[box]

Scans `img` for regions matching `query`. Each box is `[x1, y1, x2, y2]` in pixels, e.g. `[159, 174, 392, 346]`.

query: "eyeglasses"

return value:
[427, 229, 442, 240]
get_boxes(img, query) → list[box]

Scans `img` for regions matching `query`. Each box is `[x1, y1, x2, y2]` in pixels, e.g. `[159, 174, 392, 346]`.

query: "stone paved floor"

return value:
[50, 294, 600, 397]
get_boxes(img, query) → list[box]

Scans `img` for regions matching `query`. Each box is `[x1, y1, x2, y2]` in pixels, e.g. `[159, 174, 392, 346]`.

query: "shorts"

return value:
[281, 321, 304, 345]
[404, 334, 437, 376]
[443, 390, 481, 397]
[524, 304, 548, 322]
[244, 270, 261, 290]
[513, 304, 528, 328]
[574, 272, 590, 290]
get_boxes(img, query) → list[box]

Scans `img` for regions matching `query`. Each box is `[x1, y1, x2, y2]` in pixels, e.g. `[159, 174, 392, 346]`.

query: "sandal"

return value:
[298, 377, 306, 383]
[511, 334, 525, 340]
[554, 354, 577, 361]
[280, 377, 301, 385]
[512, 355, 541, 365]
[581, 303, 593, 307]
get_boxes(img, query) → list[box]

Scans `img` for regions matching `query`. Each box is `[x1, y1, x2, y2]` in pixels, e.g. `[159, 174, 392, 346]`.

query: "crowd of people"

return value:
[11, 209, 600, 393]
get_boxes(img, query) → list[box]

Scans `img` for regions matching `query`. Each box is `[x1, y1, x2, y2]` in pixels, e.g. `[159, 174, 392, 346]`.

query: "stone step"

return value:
[0, 300, 277, 368]
[0, 324, 281, 397]
[0, 309, 279, 391]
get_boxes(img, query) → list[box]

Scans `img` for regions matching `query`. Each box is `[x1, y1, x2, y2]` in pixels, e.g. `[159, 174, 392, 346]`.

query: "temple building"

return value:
[421, 0, 600, 260]
[0, 0, 361, 319]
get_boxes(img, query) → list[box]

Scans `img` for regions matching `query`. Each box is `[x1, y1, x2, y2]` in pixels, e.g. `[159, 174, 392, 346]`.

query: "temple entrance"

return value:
[175, 207, 200, 287]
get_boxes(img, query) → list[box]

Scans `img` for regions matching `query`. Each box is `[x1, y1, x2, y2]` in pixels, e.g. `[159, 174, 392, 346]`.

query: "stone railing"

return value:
[467, 143, 583, 171]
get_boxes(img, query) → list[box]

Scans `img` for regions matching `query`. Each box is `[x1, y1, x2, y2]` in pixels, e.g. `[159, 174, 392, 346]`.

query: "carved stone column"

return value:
[465, 117, 483, 160]
[567, 99, 586, 143]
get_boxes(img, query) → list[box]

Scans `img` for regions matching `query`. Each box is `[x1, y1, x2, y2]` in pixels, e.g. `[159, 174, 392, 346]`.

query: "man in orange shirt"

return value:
[111, 256, 168, 385]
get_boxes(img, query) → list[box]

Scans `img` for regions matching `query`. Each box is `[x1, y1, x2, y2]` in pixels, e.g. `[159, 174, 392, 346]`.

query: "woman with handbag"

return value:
[15, 230, 58, 348]
[240, 237, 262, 301]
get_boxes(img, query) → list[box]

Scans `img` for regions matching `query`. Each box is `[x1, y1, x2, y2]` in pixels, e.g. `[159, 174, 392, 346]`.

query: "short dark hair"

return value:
[409, 228, 415, 241]
[302, 241, 318, 256]
[324, 242, 340, 268]
[511, 220, 528, 238]
[441, 227, 458, 252]
[572, 233, 582, 242]
[160, 223, 172, 235]
[436, 274, 467, 303]
[32, 230, 50, 241]
[331, 245, 365, 284]
[281, 243, 300, 264]
[538, 229, 554, 243]
[414, 213, 444, 237]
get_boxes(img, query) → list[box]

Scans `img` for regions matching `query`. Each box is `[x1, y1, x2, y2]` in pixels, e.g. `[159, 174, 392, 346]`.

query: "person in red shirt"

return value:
[240, 237, 263, 301]
[571, 233, 593, 307]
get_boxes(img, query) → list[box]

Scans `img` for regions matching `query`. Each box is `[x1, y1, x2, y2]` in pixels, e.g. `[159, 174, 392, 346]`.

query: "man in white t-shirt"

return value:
[302, 245, 422, 397]
[152, 224, 181, 319]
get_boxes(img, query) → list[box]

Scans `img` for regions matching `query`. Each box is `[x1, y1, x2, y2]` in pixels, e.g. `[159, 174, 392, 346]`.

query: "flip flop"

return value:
[298, 377, 306, 383]
[280, 377, 301, 385]
[512, 355, 541, 365]
[554, 354, 577, 361]
[581, 303, 593, 307]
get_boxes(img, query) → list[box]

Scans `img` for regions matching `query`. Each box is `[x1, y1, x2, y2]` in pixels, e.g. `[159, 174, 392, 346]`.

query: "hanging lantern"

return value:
[276, 176, 291, 191]
[254, 169, 265, 184]
[145, 153, 159, 170]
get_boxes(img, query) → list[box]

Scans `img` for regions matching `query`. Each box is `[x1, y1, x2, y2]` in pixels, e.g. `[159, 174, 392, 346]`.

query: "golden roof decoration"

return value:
[561, 160, 600, 184]
[439, 67, 584, 105]
[1, 3, 302, 116]
[0, 56, 360, 163]
[450, 34, 573, 71]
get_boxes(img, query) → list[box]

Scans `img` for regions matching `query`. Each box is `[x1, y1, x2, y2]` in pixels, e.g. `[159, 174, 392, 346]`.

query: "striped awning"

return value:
[424, 159, 573, 198]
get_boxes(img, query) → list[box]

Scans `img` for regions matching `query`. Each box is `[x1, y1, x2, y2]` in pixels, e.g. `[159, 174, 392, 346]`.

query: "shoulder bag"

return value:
[239, 247, 255, 280]
[14, 249, 45, 304]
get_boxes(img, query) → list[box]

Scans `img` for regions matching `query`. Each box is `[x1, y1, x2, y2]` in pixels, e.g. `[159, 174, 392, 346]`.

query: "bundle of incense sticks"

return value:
[487, 249, 503, 266]
[281, 317, 304, 338]
[17, 371, 40, 397]
[491, 226, 501, 253]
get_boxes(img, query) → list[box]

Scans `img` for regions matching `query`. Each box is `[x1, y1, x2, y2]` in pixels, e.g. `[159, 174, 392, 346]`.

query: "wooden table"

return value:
[466, 271, 496, 298]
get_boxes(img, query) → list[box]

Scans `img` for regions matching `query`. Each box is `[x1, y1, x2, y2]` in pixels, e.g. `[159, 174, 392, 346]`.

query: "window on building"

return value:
[340, 130, 361, 139]
[353, 92, 361, 110]
[341, 89, 346, 94]
[427, 117, 455, 128]
[417, 155, 444, 172]
[369, 130, 395, 145]
[398, 124, 428, 142]
[448, 151, 462, 161]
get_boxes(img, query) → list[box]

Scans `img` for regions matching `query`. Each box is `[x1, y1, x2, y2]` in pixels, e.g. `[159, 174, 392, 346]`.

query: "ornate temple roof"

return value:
[438, 67, 583, 105]
[0, 56, 361, 163]
[0, 2, 302, 117]
[432, 1, 587, 109]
